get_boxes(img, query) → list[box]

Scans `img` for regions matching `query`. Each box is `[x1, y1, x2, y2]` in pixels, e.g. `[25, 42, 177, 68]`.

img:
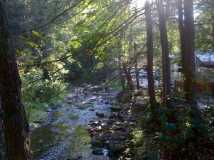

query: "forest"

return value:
[0, 0, 214, 160]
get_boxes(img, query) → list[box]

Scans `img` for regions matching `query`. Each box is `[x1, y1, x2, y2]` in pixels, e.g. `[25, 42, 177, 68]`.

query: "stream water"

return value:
[31, 85, 117, 160]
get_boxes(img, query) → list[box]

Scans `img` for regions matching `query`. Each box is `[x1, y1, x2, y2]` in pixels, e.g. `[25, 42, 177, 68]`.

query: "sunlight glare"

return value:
[131, 0, 148, 8]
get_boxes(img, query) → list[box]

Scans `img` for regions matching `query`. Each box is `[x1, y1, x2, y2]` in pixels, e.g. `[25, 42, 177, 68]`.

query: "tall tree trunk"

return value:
[183, 0, 195, 101]
[119, 55, 125, 90]
[0, 102, 5, 159]
[145, 2, 156, 106]
[157, 0, 171, 104]
[0, 1, 32, 160]
[118, 32, 126, 90]
[177, 0, 186, 73]
[123, 63, 134, 91]
[134, 43, 140, 90]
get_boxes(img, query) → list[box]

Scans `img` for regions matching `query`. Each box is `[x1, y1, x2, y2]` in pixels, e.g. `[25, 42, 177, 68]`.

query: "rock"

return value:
[107, 119, 115, 125]
[89, 120, 101, 126]
[71, 156, 82, 160]
[90, 86, 103, 92]
[87, 128, 97, 136]
[77, 103, 92, 109]
[107, 141, 126, 153]
[110, 106, 122, 112]
[91, 136, 105, 147]
[33, 120, 43, 124]
[100, 99, 105, 103]
[112, 124, 128, 131]
[132, 103, 146, 114]
[104, 101, 110, 105]
[134, 102, 145, 108]
[52, 104, 61, 110]
[96, 112, 105, 118]
[92, 148, 104, 155]
[46, 108, 52, 112]
[109, 113, 123, 121]
[89, 108, 95, 111]
[101, 129, 128, 141]
[66, 100, 73, 104]
[117, 91, 132, 103]
[30, 122, 41, 130]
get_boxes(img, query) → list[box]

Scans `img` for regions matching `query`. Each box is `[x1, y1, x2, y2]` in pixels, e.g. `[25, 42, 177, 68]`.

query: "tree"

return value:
[195, 0, 214, 50]
[157, 0, 171, 104]
[183, 0, 195, 101]
[145, 1, 156, 106]
[134, 43, 140, 90]
[118, 33, 126, 90]
[177, 0, 186, 72]
[0, 1, 31, 159]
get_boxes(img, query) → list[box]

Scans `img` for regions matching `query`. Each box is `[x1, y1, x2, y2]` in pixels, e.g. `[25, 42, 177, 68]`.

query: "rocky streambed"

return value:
[30, 85, 132, 160]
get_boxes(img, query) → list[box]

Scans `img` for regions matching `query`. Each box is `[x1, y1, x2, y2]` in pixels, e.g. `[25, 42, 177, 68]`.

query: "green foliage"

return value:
[69, 126, 91, 159]
[6, 0, 214, 159]
[202, 105, 214, 137]
[22, 73, 66, 103]
[27, 107, 48, 123]
[195, 0, 214, 50]
[131, 130, 144, 146]
[138, 101, 214, 159]
[105, 79, 122, 90]
[21, 69, 67, 122]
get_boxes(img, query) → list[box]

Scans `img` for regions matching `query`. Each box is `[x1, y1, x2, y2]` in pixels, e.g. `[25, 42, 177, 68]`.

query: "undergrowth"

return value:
[130, 99, 214, 160]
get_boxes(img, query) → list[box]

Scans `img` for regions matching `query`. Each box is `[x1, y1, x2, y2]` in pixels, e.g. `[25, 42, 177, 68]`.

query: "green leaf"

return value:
[32, 30, 41, 38]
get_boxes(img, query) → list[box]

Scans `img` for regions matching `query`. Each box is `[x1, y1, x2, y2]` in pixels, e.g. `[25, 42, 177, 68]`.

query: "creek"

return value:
[31, 85, 118, 160]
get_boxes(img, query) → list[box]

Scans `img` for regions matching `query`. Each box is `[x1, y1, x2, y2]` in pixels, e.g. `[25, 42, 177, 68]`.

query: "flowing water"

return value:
[31, 85, 117, 160]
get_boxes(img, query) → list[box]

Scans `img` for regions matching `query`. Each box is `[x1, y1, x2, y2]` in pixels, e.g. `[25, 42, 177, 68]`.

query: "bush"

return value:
[137, 100, 214, 160]
[21, 70, 67, 122]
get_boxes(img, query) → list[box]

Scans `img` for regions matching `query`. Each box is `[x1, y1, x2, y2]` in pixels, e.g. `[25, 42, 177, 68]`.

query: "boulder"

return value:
[96, 112, 105, 118]
[91, 136, 105, 148]
[107, 141, 126, 154]
[92, 148, 104, 155]
[110, 106, 122, 112]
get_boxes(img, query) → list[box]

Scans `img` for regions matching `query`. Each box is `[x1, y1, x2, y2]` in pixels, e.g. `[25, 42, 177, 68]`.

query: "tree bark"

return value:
[157, 0, 171, 104]
[119, 55, 126, 90]
[183, 0, 195, 101]
[0, 1, 32, 160]
[134, 43, 140, 90]
[177, 0, 186, 73]
[122, 63, 134, 91]
[118, 33, 126, 90]
[145, 2, 156, 106]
